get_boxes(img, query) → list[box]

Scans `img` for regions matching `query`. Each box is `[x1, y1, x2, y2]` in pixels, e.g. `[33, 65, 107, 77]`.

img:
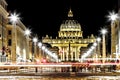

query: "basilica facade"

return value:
[42, 9, 96, 62]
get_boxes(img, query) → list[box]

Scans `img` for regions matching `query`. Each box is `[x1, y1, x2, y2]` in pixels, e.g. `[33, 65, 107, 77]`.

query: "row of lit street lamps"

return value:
[1, 11, 58, 63]
[3, 10, 119, 63]
[81, 10, 119, 63]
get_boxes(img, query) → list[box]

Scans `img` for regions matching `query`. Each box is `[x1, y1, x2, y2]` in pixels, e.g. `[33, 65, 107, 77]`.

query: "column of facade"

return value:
[67, 42, 70, 61]
[66, 47, 68, 61]
[75, 46, 77, 61]
[67, 46, 70, 61]
[71, 48, 73, 61]
[60, 48, 62, 61]
[76, 47, 80, 61]
[69, 47, 72, 61]
[63, 47, 65, 61]
[60, 47, 63, 61]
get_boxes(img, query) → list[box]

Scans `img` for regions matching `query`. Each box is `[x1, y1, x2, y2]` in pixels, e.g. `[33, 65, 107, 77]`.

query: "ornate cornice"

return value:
[2, 0, 8, 5]
[0, 5, 8, 18]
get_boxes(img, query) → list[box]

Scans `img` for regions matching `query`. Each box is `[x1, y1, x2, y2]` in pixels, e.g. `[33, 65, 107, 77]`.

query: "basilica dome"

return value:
[59, 9, 83, 38]
[60, 9, 81, 32]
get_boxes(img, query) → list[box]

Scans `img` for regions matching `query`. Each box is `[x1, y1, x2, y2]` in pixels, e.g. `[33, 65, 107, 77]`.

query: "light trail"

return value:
[0, 64, 72, 67]
[89, 62, 120, 66]
[80, 58, 120, 61]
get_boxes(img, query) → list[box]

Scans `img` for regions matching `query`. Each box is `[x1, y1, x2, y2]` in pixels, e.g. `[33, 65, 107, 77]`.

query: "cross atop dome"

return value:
[68, 8, 73, 17]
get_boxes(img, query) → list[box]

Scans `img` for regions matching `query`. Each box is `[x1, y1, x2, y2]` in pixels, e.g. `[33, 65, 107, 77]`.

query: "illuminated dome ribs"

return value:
[59, 9, 83, 39]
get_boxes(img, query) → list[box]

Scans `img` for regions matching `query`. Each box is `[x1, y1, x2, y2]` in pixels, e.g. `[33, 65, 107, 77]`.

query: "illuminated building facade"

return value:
[0, 0, 8, 62]
[42, 9, 96, 62]
[0, 0, 31, 62]
[6, 21, 30, 62]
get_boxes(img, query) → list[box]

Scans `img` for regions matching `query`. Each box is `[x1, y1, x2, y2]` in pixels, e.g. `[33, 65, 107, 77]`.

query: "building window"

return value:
[8, 30, 11, 35]
[8, 39, 12, 46]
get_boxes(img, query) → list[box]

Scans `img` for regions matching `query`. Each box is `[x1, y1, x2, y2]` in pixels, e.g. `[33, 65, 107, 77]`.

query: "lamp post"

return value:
[41, 46, 45, 58]
[33, 37, 38, 62]
[24, 28, 31, 61]
[101, 28, 107, 63]
[96, 37, 101, 58]
[38, 42, 42, 59]
[92, 42, 97, 62]
[8, 12, 20, 62]
[107, 11, 119, 58]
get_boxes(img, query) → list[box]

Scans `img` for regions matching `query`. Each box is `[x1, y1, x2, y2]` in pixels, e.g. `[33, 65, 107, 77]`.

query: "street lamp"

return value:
[41, 46, 46, 58]
[9, 12, 20, 24]
[38, 42, 42, 59]
[24, 28, 31, 61]
[100, 28, 107, 63]
[107, 11, 119, 58]
[96, 37, 101, 58]
[107, 11, 118, 23]
[8, 12, 20, 62]
[92, 42, 97, 62]
[33, 37, 38, 62]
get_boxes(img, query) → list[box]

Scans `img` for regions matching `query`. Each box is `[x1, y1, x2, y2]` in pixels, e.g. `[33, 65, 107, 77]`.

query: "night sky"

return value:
[6, 0, 118, 39]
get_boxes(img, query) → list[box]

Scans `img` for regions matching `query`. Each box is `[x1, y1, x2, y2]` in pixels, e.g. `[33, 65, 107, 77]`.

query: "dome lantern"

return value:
[59, 9, 83, 38]
[68, 8, 73, 17]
